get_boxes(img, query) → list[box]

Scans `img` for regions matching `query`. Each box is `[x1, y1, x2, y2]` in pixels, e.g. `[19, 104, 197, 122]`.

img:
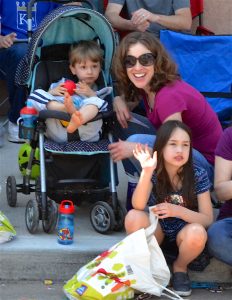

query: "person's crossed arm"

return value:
[105, 3, 192, 33]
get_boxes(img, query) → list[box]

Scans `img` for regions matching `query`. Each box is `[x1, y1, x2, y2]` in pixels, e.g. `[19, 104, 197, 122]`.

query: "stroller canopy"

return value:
[16, 5, 116, 87]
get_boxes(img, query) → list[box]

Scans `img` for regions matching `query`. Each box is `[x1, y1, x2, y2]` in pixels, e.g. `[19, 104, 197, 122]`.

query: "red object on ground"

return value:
[63, 80, 76, 95]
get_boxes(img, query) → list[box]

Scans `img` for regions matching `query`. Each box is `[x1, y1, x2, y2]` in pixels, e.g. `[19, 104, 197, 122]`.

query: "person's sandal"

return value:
[172, 272, 192, 296]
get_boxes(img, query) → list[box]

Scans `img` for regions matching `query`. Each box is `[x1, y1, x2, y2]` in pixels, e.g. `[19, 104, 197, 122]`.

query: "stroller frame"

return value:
[6, 3, 126, 234]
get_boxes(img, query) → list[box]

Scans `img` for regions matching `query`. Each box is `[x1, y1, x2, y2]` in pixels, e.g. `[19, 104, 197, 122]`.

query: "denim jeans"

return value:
[127, 133, 214, 187]
[0, 43, 28, 123]
[207, 218, 232, 266]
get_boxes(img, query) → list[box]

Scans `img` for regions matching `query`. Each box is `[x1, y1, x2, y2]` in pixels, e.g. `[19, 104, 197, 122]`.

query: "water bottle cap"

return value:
[59, 200, 75, 214]
[20, 106, 38, 116]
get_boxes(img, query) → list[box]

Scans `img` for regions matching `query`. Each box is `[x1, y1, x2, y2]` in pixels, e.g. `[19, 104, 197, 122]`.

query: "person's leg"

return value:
[112, 112, 156, 142]
[124, 209, 150, 234]
[172, 223, 207, 296]
[192, 149, 214, 187]
[174, 223, 207, 272]
[207, 218, 232, 266]
[0, 43, 28, 123]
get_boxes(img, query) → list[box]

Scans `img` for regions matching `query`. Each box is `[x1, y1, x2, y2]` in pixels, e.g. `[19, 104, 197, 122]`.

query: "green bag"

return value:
[0, 211, 16, 244]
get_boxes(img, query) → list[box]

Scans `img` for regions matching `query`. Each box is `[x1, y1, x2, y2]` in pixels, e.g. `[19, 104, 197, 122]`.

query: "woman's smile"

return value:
[126, 43, 154, 91]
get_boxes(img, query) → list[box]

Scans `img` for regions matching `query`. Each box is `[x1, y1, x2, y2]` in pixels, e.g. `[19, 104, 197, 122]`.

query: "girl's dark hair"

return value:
[153, 120, 197, 209]
[69, 40, 103, 67]
[112, 31, 180, 102]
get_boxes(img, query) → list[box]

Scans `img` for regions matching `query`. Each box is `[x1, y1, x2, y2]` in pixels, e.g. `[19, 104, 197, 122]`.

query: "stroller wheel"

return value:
[114, 202, 127, 232]
[90, 201, 115, 234]
[42, 199, 58, 234]
[6, 176, 17, 207]
[25, 199, 39, 234]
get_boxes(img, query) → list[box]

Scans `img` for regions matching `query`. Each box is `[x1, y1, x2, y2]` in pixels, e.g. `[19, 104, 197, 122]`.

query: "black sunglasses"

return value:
[124, 53, 155, 68]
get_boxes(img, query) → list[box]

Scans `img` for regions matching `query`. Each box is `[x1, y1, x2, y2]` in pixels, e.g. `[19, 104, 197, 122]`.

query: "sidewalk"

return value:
[0, 281, 231, 300]
[0, 127, 126, 281]
[0, 122, 231, 300]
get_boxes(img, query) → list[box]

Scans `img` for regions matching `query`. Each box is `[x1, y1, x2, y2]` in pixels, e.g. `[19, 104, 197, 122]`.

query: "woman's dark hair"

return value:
[153, 120, 197, 209]
[112, 31, 180, 102]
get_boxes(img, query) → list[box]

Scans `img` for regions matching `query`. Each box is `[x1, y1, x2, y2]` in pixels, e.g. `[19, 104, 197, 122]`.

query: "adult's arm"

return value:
[132, 7, 192, 31]
[214, 155, 232, 201]
[105, 3, 149, 32]
[113, 96, 131, 128]
[163, 112, 183, 122]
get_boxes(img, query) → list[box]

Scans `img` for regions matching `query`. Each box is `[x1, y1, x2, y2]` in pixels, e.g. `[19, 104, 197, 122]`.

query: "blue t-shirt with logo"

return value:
[0, 0, 59, 39]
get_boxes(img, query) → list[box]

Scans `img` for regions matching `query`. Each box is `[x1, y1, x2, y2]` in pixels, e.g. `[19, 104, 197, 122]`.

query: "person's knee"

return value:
[124, 209, 149, 234]
[182, 223, 207, 248]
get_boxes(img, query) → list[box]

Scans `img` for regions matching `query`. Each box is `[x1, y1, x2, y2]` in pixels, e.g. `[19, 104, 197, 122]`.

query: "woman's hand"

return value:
[133, 144, 157, 171]
[113, 96, 131, 128]
[0, 33, 17, 49]
[152, 202, 180, 219]
[108, 140, 135, 162]
[75, 81, 96, 97]
[49, 83, 67, 96]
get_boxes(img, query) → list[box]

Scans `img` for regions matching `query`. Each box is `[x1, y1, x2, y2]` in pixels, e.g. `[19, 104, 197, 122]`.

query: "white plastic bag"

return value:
[64, 207, 182, 300]
[0, 211, 16, 243]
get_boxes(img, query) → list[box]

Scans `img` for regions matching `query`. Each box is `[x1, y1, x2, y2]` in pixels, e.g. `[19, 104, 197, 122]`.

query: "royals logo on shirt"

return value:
[16, 1, 37, 32]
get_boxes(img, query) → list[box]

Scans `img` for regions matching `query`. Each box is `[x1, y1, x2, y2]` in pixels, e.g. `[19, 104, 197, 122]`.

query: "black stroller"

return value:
[6, 2, 126, 234]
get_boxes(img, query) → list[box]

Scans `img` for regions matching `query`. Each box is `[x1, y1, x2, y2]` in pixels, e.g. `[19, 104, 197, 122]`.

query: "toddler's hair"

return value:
[69, 40, 103, 66]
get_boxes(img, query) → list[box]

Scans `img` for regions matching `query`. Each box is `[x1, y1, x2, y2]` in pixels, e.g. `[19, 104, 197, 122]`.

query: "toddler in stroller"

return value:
[28, 40, 112, 143]
[6, 4, 126, 234]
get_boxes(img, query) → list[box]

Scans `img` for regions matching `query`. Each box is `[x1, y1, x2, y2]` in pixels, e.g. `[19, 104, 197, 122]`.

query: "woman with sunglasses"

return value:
[108, 31, 222, 187]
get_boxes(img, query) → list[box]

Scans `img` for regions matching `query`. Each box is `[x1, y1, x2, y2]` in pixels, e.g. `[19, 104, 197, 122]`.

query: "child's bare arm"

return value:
[132, 144, 157, 210]
[152, 191, 213, 228]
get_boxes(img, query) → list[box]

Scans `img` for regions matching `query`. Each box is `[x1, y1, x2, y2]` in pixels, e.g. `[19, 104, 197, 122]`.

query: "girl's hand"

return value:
[133, 144, 157, 171]
[152, 203, 179, 219]
[113, 96, 131, 129]
[75, 81, 96, 97]
[49, 83, 67, 96]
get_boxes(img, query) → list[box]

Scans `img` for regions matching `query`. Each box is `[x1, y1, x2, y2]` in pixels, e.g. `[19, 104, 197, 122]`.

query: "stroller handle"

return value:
[27, 0, 95, 39]
[38, 109, 114, 123]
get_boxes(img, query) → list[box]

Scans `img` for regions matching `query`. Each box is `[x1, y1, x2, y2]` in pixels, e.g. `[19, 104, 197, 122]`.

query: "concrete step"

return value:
[0, 129, 231, 284]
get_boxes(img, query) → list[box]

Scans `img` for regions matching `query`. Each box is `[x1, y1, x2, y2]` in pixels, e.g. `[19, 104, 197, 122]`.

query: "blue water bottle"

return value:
[19, 100, 38, 139]
[57, 200, 75, 245]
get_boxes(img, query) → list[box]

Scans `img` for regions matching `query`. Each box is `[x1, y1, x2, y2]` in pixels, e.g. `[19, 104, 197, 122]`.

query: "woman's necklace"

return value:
[147, 92, 156, 113]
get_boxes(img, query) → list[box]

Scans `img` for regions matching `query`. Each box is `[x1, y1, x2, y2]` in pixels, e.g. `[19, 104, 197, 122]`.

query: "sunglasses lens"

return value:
[139, 53, 155, 66]
[124, 53, 155, 68]
[124, 56, 137, 68]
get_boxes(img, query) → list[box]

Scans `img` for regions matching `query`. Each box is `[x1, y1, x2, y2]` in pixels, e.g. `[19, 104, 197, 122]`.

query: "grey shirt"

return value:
[108, 0, 190, 37]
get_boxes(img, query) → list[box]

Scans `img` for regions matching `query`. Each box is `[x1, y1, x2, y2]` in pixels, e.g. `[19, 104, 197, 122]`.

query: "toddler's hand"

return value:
[75, 81, 96, 97]
[49, 83, 67, 96]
